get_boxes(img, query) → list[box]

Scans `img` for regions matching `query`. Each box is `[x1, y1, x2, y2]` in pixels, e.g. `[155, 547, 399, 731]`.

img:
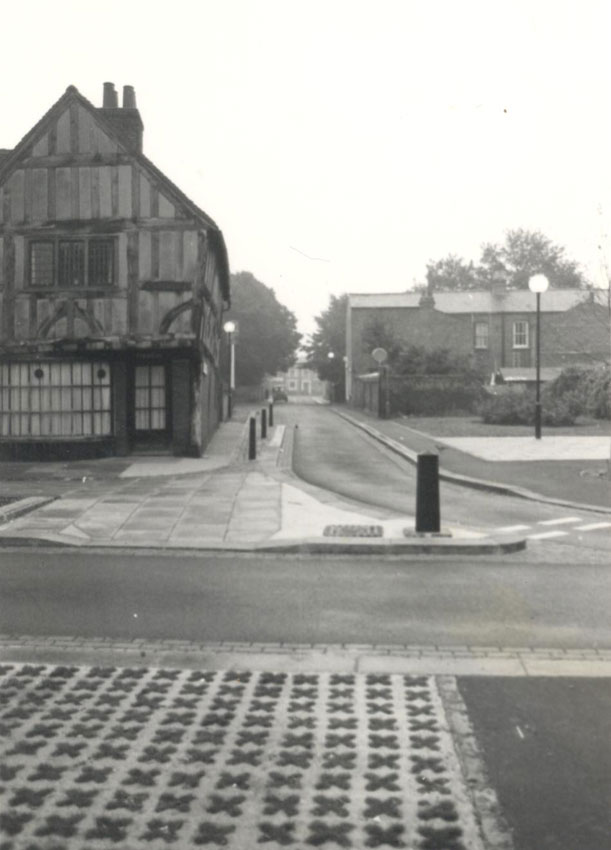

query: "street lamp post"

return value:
[223, 320, 236, 419]
[327, 352, 335, 402]
[528, 274, 549, 439]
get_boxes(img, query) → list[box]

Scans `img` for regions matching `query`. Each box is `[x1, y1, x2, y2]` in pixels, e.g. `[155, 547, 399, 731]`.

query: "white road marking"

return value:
[496, 524, 531, 533]
[515, 725, 525, 739]
[537, 517, 581, 526]
[575, 522, 611, 532]
[528, 530, 570, 540]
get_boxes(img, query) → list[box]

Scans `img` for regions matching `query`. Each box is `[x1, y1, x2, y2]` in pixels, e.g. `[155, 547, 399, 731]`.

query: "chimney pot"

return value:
[123, 85, 137, 109]
[103, 82, 118, 108]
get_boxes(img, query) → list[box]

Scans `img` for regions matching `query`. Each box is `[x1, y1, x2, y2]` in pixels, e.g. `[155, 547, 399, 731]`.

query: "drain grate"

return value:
[323, 524, 384, 538]
[0, 664, 487, 849]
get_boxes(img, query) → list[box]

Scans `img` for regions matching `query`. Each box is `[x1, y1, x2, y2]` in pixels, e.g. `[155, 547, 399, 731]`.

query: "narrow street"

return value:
[284, 403, 611, 557]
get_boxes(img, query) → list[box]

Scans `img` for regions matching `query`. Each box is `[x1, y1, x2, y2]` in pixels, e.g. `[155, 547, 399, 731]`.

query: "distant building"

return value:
[269, 362, 328, 397]
[346, 285, 609, 400]
[0, 83, 229, 459]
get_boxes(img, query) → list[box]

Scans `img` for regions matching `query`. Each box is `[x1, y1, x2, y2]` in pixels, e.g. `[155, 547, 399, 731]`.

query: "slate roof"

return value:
[348, 289, 604, 314]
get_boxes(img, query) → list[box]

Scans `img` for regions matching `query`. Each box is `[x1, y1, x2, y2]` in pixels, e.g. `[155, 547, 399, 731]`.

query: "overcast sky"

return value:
[3, 0, 610, 335]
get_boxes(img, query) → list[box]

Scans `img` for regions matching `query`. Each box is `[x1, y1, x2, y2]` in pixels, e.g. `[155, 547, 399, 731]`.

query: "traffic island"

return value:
[252, 533, 526, 556]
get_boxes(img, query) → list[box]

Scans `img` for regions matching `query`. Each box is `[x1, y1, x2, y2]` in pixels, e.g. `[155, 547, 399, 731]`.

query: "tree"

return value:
[394, 345, 474, 376]
[424, 229, 590, 291]
[361, 318, 403, 365]
[426, 254, 479, 292]
[477, 229, 588, 289]
[227, 272, 301, 386]
[304, 294, 348, 396]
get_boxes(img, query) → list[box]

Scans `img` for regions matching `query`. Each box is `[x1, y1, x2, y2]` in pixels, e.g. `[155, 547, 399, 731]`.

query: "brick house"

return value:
[346, 285, 609, 400]
[269, 362, 328, 397]
[0, 83, 229, 459]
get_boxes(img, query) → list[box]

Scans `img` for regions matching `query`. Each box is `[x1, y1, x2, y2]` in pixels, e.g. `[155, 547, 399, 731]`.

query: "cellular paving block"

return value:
[0, 663, 486, 849]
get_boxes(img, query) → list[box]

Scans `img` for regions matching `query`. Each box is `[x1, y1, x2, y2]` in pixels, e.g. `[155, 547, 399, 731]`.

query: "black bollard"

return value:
[415, 452, 440, 533]
[261, 408, 267, 439]
[248, 416, 257, 460]
[268, 403, 274, 427]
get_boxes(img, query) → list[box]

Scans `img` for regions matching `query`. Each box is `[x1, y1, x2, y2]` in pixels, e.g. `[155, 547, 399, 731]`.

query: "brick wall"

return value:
[349, 299, 609, 386]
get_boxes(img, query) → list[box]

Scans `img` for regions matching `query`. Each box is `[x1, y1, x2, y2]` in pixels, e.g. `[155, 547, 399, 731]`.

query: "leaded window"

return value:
[135, 364, 167, 431]
[0, 361, 111, 438]
[29, 238, 115, 289]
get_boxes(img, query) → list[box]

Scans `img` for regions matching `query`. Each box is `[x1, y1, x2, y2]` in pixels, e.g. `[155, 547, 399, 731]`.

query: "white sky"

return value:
[3, 0, 610, 336]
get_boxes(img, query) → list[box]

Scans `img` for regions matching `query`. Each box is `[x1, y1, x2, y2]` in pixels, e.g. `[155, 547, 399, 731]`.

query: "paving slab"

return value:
[0, 409, 528, 555]
[438, 435, 610, 462]
[520, 658, 611, 677]
[358, 656, 528, 677]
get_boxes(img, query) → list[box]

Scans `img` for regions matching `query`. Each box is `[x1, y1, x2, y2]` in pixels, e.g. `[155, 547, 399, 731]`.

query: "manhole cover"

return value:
[323, 525, 384, 537]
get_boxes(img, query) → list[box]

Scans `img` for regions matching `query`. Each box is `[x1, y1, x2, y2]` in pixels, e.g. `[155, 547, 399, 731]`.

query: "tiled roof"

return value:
[348, 289, 604, 314]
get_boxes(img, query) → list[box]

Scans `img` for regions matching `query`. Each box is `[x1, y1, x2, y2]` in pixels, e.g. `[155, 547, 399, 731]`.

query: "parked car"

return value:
[272, 387, 288, 402]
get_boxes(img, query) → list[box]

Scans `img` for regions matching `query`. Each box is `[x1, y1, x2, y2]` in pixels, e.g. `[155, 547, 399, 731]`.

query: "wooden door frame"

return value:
[128, 356, 172, 452]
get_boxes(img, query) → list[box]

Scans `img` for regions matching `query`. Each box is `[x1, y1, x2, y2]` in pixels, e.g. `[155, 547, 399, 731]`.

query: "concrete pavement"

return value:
[0, 407, 524, 555]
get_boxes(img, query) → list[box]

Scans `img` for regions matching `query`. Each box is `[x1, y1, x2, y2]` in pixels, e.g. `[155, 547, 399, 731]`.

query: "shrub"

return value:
[478, 391, 531, 425]
[478, 388, 577, 426]
[392, 375, 486, 416]
[581, 367, 610, 419]
[545, 366, 610, 420]
[545, 366, 584, 400]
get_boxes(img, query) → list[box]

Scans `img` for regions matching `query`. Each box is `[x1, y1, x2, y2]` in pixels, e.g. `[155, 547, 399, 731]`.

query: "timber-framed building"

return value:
[0, 83, 229, 459]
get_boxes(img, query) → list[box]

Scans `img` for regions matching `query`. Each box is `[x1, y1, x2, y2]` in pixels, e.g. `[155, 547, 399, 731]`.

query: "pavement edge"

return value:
[438, 675, 516, 849]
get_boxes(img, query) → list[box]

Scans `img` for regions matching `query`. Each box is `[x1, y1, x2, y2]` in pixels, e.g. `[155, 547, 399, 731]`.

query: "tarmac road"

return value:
[1, 550, 610, 649]
[284, 403, 611, 556]
[458, 677, 611, 850]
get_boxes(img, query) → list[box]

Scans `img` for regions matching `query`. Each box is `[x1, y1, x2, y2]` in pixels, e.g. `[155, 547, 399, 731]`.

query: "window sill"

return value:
[25, 287, 118, 296]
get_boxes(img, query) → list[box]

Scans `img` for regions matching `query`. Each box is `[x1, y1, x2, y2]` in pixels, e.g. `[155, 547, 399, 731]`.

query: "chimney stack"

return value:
[102, 82, 118, 108]
[122, 85, 137, 109]
[490, 267, 507, 298]
[99, 82, 144, 154]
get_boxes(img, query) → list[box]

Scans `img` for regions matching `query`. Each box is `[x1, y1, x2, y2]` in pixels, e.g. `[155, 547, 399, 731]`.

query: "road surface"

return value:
[283, 403, 611, 558]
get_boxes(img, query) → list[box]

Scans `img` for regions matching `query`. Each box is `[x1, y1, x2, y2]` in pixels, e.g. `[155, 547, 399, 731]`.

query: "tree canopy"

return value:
[226, 272, 301, 386]
[361, 317, 403, 365]
[426, 229, 589, 291]
[304, 294, 348, 395]
[425, 254, 480, 292]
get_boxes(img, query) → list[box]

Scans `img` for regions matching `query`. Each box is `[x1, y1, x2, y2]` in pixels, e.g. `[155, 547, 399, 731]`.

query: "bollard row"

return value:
[247, 404, 275, 461]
